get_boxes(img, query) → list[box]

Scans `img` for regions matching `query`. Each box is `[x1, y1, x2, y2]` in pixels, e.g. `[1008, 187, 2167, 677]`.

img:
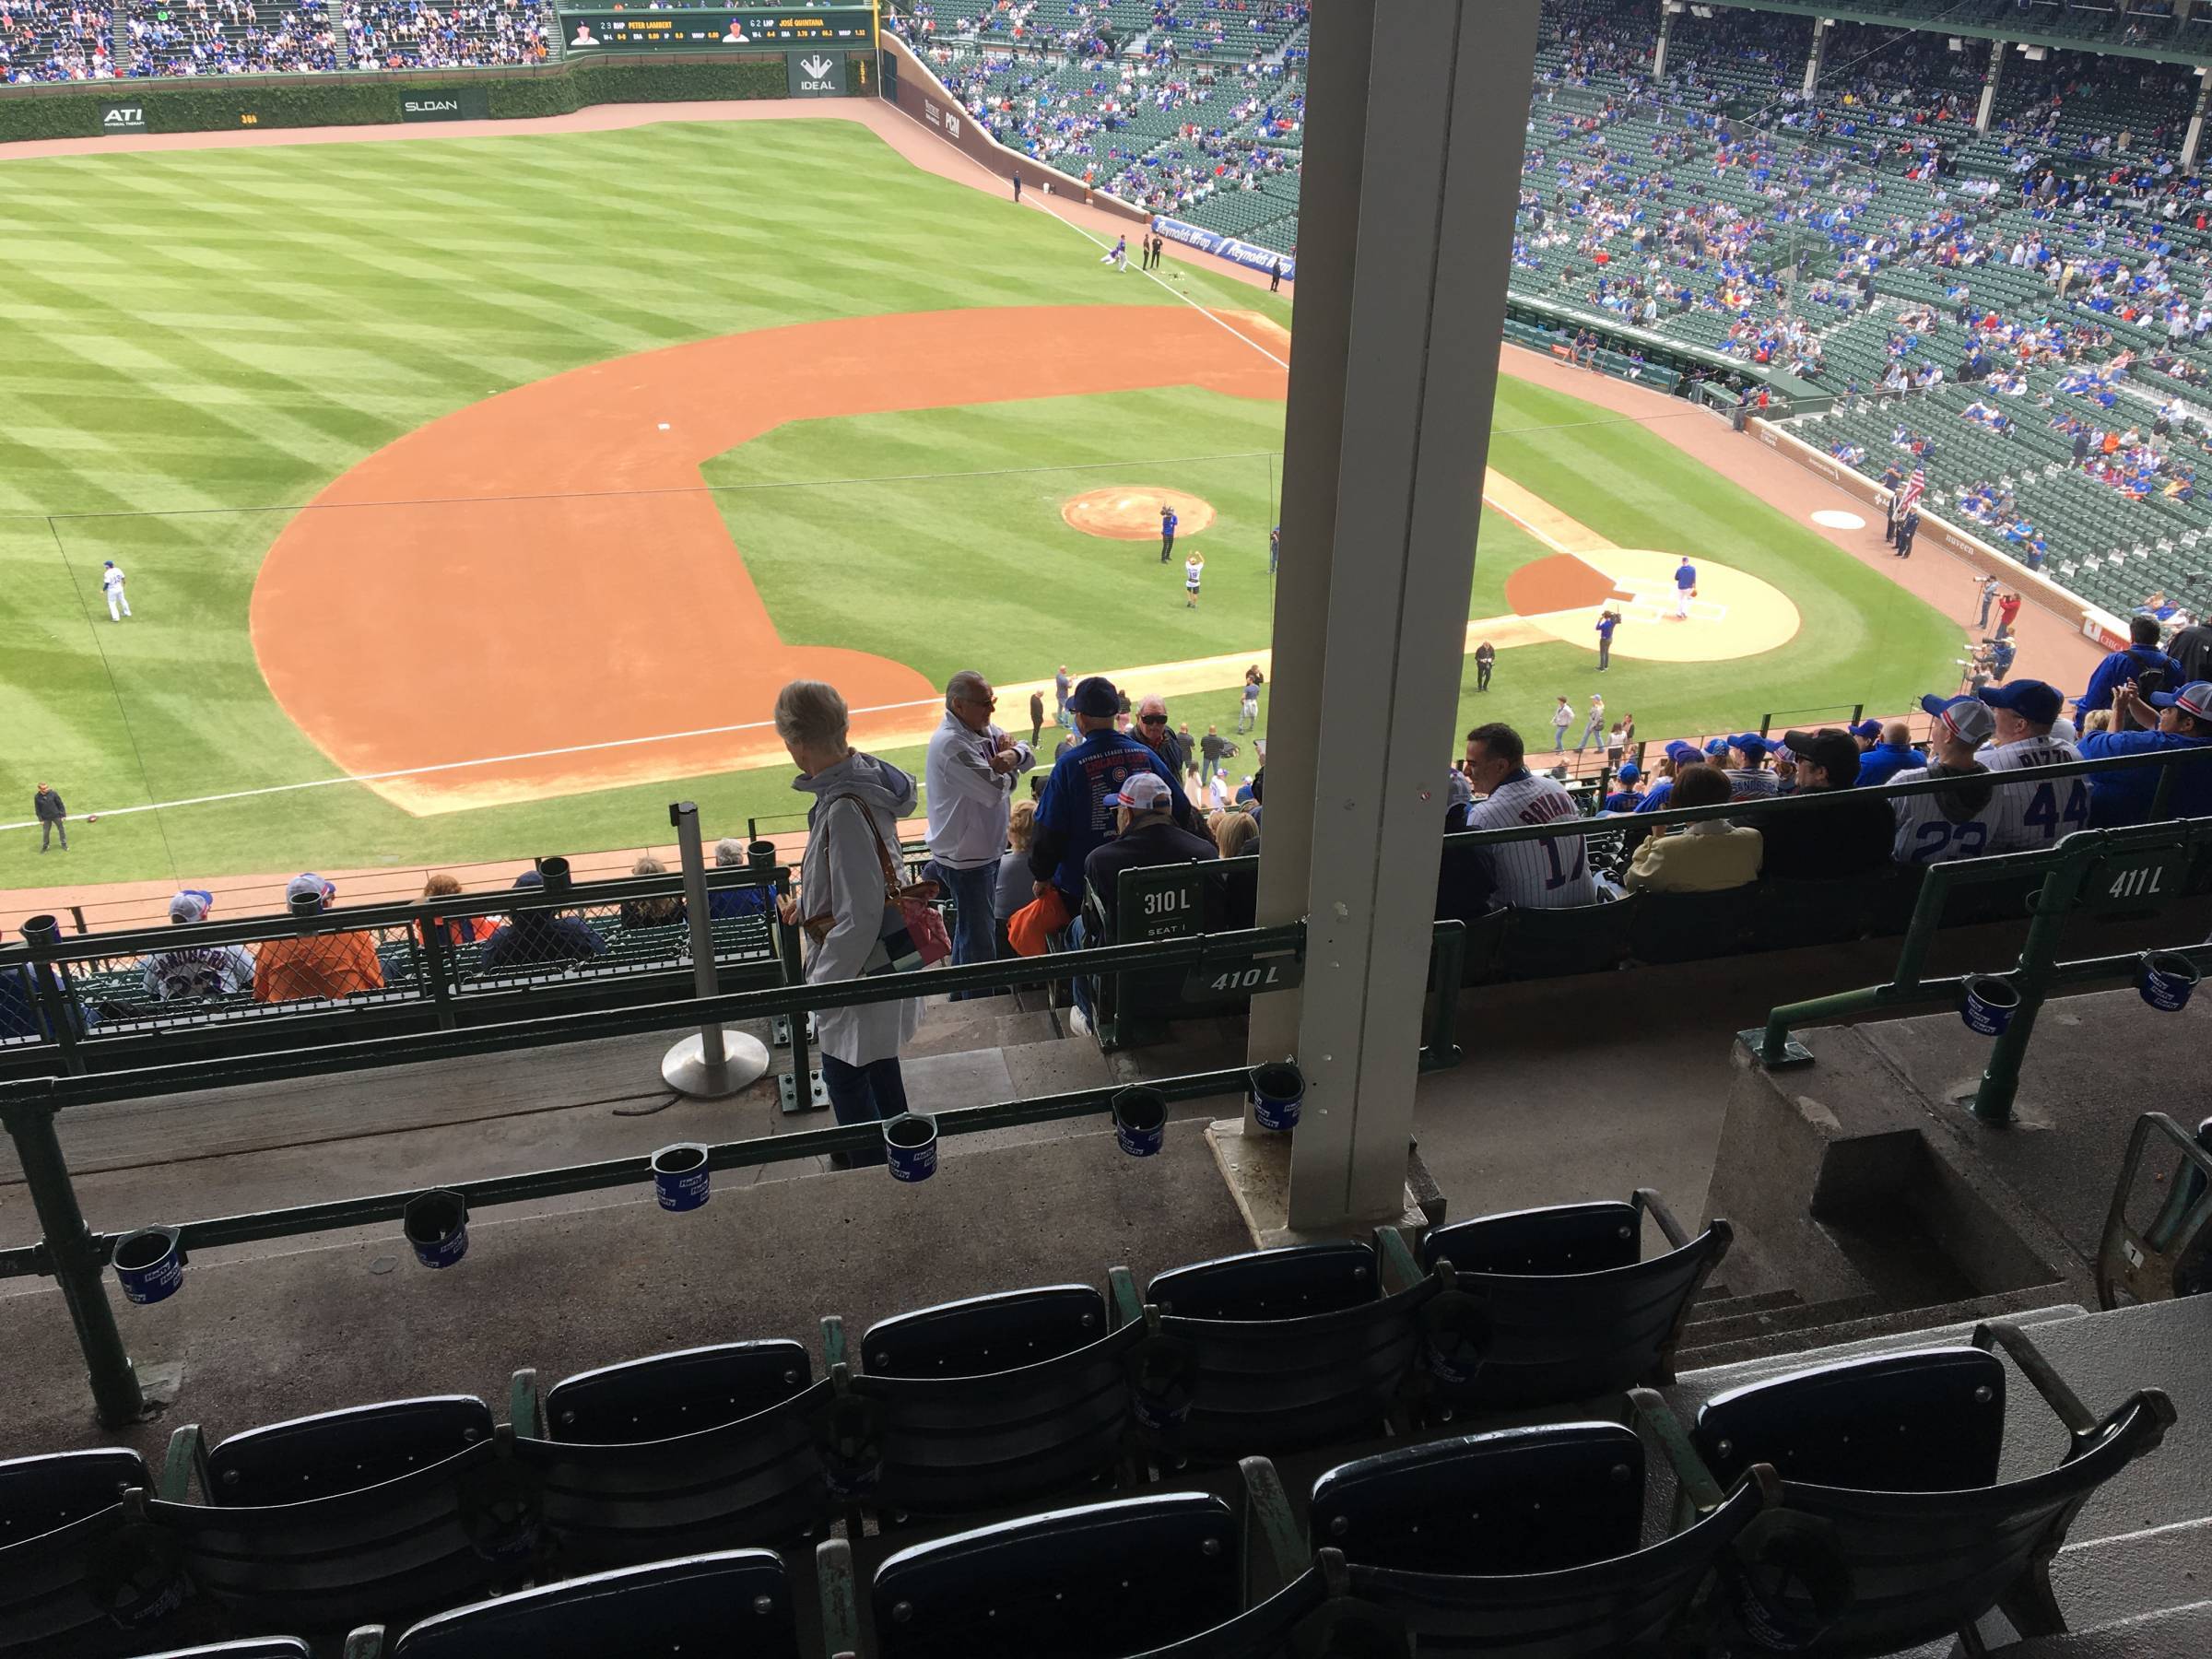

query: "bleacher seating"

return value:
[0, 0, 115, 81]
[340, 0, 551, 72]
[125, 0, 336, 76]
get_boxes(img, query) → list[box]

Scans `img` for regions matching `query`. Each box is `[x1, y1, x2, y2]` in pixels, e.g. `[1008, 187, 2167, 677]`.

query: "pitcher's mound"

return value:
[1063, 487, 1217, 540]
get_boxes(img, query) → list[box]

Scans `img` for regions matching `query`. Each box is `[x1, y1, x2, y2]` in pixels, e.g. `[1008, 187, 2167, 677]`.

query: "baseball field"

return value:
[0, 107, 1966, 895]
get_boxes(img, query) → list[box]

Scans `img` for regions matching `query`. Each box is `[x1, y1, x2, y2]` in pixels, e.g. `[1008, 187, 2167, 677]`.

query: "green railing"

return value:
[1740, 817, 2212, 1124]
[1, 922, 1312, 1428]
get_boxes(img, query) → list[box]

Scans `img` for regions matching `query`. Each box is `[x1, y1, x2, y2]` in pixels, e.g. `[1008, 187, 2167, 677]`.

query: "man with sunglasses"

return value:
[925, 670, 1034, 995]
[1133, 693, 1189, 779]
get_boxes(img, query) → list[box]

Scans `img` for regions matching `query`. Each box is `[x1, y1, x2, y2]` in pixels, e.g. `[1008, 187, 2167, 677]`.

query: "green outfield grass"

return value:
[0, 115, 1960, 896]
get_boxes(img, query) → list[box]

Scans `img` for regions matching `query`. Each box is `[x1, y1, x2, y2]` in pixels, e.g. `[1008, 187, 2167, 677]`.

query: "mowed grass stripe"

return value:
[0, 118, 1277, 886]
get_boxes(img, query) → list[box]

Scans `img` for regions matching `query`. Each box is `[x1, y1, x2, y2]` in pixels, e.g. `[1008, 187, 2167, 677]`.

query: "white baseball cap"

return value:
[1106, 773, 1172, 811]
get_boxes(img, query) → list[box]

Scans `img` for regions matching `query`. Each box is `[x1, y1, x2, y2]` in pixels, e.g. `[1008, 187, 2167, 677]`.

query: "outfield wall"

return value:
[1752, 418, 2136, 654]
[877, 34, 1147, 223]
[0, 55, 865, 144]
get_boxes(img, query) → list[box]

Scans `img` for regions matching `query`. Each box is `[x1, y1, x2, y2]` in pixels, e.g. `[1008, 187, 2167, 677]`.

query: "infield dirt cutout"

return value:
[1062, 486, 1217, 540]
[249, 305, 1792, 816]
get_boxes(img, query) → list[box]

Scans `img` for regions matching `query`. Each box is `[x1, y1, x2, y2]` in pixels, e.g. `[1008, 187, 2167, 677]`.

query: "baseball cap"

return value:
[168, 888, 213, 923]
[1664, 740, 1700, 765]
[1848, 719, 1883, 741]
[1920, 693, 1996, 746]
[1105, 772, 1171, 811]
[1615, 763, 1641, 782]
[1782, 729, 1862, 785]
[1729, 733, 1771, 757]
[1979, 679, 2064, 725]
[285, 872, 335, 906]
[512, 869, 547, 889]
[1703, 737, 1732, 758]
[1068, 675, 1120, 717]
[2149, 679, 2212, 717]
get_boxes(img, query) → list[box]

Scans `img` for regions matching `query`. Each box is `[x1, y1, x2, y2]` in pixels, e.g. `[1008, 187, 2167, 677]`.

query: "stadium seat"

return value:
[1751, 875, 1887, 951]
[354, 1548, 800, 1658]
[0, 1448, 171, 1652]
[151, 1397, 520, 1630]
[867, 1492, 1244, 1658]
[123, 1643, 310, 1658]
[511, 1344, 832, 1571]
[1627, 887, 1759, 963]
[1121, 1235, 1441, 1458]
[1265, 1411, 1776, 1653]
[1416, 1191, 1731, 1411]
[1691, 1328, 2177, 1654]
[1501, 898, 1638, 979]
[830, 1286, 1143, 1521]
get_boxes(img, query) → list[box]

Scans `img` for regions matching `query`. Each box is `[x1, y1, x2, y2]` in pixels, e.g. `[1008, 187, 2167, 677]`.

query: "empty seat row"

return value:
[1, 1192, 1727, 1651]
[89, 1325, 2174, 1656]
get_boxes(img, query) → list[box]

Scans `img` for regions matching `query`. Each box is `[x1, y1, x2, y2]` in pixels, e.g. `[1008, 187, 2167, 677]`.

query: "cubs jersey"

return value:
[1887, 764, 2019, 865]
[1463, 769, 1598, 909]
[1975, 736, 2090, 849]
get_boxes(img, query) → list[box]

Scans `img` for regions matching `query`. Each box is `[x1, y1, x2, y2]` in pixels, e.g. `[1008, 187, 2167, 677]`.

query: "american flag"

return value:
[1897, 467, 1926, 516]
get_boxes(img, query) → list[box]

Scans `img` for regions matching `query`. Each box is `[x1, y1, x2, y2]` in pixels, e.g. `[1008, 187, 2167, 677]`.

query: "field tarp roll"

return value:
[1151, 215, 1293, 282]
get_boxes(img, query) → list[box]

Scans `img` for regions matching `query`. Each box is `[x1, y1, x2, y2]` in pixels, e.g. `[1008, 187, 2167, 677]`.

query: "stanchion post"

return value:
[1971, 857, 2087, 1126]
[21, 915, 86, 1077]
[660, 803, 769, 1100]
[2, 1094, 146, 1428]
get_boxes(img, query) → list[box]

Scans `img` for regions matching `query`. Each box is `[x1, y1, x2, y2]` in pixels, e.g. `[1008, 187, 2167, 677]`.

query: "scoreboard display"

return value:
[559, 6, 877, 52]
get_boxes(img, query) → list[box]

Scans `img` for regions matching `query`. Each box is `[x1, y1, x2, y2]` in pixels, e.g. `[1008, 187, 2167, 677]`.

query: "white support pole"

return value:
[1978, 39, 2007, 135]
[1653, 6, 1673, 81]
[2186, 69, 2212, 173]
[1240, 0, 1543, 1232]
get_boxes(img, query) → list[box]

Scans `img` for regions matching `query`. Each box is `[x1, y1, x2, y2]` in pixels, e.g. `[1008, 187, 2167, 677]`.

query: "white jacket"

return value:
[924, 710, 1033, 869]
[793, 753, 923, 1067]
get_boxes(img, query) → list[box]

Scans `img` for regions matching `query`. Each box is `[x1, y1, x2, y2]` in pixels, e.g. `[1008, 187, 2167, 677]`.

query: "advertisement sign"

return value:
[401, 88, 488, 122]
[100, 102, 147, 133]
[786, 50, 845, 96]
[558, 6, 877, 53]
[1151, 215, 1293, 283]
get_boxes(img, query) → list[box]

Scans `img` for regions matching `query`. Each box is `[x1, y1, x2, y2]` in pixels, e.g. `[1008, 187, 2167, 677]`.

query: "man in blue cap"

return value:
[1634, 741, 1703, 816]
[1853, 720, 1920, 789]
[2081, 678, 2212, 825]
[1030, 675, 1199, 916]
[1975, 679, 2089, 850]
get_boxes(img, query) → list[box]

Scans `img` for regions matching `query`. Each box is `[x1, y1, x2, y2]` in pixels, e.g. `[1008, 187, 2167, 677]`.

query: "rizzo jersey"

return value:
[1976, 736, 2091, 850]
[1462, 769, 1597, 909]
[1887, 764, 2019, 865]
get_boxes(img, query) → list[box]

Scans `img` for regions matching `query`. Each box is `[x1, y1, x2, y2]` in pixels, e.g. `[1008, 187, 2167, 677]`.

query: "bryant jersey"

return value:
[1975, 736, 2090, 850]
[1887, 765, 2018, 865]
[1464, 769, 1598, 909]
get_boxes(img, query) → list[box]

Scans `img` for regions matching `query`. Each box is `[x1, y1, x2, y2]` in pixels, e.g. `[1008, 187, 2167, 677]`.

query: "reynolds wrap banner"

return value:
[1152, 216, 1293, 282]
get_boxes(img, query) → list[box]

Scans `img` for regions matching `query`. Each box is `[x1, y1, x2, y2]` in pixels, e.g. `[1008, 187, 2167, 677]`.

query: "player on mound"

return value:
[1183, 551, 1204, 608]
[1672, 557, 1697, 620]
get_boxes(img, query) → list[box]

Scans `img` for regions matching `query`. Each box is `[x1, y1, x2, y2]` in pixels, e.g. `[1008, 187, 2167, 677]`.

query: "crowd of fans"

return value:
[104, 0, 546, 73]
[125, 0, 334, 76]
[342, 0, 547, 70]
[1, 0, 116, 82]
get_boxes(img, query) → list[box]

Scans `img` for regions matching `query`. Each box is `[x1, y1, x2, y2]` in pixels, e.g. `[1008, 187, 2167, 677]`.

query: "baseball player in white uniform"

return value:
[101, 560, 131, 622]
[1889, 696, 2019, 865]
[1971, 680, 2089, 850]
[1461, 722, 1598, 908]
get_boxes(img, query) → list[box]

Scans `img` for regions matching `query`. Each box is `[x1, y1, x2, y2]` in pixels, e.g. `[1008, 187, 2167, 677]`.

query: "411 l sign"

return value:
[2088, 848, 2188, 912]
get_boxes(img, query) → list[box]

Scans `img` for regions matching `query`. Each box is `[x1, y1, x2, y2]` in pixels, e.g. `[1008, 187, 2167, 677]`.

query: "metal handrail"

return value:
[2097, 1113, 2212, 1312]
[0, 920, 1310, 1429]
[1741, 818, 2212, 1122]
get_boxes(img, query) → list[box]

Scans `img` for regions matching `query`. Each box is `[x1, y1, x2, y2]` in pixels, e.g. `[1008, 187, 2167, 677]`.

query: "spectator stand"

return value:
[0, 0, 117, 82]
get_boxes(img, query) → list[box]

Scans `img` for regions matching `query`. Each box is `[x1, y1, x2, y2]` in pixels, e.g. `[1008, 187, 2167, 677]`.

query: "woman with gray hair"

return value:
[775, 678, 922, 1168]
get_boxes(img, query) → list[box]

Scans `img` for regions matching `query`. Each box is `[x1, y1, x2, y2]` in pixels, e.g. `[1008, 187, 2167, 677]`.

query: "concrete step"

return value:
[1673, 1286, 2075, 1371]
[1682, 1288, 1804, 1326]
[1992, 1600, 2212, 1657]
[1679, 1290, 1882, 1349]
[903, 1008, 1065, 1058]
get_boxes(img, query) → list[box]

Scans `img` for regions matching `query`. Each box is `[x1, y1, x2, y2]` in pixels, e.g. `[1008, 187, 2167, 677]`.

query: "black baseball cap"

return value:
[1068, 676, 1121, 717]
[1781, 729, 1862, 785]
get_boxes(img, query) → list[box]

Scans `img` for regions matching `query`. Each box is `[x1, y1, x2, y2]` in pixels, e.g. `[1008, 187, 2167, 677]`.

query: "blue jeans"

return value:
[924, 859, 997, 1001]
[823, 1053, 909, 1169]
